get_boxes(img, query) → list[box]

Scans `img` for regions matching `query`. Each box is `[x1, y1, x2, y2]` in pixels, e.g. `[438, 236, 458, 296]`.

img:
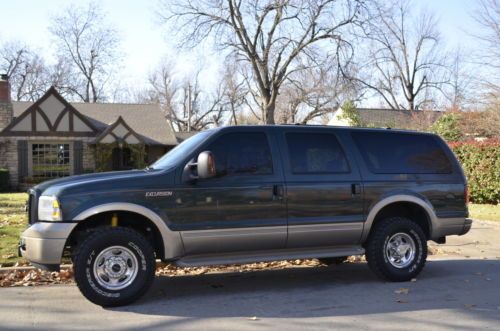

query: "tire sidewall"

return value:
[75, 230, 154, 306]
[381, 222, 426, 279]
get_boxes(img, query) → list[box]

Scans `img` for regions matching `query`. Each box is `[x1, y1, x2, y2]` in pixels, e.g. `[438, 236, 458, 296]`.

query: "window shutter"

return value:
[73, 141, 83, 175]
[17, 140, 28, 181]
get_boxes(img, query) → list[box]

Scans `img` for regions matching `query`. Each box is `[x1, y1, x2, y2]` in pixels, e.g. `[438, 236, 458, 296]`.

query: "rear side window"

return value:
[207, 132, 273, 177]
[352, 131, 452, 174]
[286, 133, 350, 174]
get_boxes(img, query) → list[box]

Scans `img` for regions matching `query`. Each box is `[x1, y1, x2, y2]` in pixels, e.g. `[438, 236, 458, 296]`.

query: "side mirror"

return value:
[197, 151, 216, 179]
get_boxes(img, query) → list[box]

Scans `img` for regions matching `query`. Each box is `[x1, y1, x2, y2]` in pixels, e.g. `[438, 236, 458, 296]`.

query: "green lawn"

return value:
[0, 192, 498, 266]
[469, 203, 500, 222]
[0, 193, 28, 266]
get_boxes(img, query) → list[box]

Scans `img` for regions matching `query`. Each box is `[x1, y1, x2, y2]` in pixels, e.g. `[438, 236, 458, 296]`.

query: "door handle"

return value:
[351, 183, 361, 196]
[273, 184, 284, 201]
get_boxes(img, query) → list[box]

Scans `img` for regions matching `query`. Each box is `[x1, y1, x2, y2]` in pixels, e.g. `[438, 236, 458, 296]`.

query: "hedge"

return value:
[0, 168, 9, 192]
[449, 139, 500, 204]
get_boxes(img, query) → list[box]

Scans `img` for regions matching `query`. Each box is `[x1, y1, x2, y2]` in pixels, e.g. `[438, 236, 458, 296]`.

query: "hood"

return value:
[34, 168, 173, 197]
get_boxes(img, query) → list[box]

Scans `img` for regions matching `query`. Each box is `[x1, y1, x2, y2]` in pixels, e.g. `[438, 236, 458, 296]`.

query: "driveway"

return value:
[1, 221, 499, 331]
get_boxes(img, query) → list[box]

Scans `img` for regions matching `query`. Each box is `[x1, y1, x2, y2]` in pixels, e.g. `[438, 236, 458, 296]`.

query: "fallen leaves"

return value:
[394, 287, 410, 303]
[155, 258, 329, 278]
[0, 268, 74, 287]
[394, 288, 410, 295]
[2, 258, 352, 287]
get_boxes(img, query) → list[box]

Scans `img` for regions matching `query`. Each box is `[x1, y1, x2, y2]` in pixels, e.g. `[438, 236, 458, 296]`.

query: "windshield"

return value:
[149, 130, 213, 170]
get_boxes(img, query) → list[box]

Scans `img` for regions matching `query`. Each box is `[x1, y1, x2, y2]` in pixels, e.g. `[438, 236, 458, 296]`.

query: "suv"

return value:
[19, 125, 471, 306]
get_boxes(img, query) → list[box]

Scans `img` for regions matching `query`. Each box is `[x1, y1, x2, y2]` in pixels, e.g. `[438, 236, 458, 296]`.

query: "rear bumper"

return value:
[431, 217, 472, 240]
[19, 222, 76, 270]
[461, 218, 473, 235]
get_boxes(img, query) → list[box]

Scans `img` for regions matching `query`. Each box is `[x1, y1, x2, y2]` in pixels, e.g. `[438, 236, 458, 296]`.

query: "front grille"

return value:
[27, 191, 38, 224]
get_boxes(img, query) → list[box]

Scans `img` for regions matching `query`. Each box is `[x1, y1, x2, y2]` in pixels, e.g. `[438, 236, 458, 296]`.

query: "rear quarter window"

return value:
[352, 131, 452, 174]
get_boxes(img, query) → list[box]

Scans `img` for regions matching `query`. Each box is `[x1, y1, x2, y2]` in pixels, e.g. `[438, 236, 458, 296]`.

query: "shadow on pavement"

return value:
[112, 259, 500, 321]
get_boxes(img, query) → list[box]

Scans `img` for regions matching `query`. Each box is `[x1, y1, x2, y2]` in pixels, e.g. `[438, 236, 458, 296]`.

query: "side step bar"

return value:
[174, 246, 365, 267]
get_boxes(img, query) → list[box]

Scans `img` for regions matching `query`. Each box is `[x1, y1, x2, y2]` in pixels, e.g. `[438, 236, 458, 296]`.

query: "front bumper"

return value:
[19, 222, 77, 271]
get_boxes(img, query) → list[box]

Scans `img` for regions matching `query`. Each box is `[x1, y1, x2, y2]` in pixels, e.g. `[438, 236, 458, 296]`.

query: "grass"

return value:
[469, 203, 500, 222]
[0, 193, 28, 266]
[0, 192, 498, 267]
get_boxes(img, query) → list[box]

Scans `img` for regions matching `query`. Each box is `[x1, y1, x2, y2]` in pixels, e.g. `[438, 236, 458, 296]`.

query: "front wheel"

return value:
[73, 227, 155, 307]
[365, 217, 427, 282]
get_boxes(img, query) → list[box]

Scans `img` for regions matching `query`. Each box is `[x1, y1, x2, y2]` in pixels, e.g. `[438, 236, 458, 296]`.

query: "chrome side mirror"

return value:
[197, 151, 216, 179]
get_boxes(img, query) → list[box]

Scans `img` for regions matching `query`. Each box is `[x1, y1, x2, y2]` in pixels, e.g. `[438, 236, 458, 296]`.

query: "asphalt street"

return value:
[1, 220, 499, 330]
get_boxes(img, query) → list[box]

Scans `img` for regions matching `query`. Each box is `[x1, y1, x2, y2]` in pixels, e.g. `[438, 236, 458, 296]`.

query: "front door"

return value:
[279, 129, 364, 248]
[173, 129, 286, 255]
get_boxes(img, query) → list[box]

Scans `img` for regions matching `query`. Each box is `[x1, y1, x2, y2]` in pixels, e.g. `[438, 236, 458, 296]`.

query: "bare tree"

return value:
[0, 41, 51, 101]
[442, 48, 474, 110]
[221, 58, 247, 125]
[145, 60, 227, 131]
[159, 0, 364, 124]
[276, 57, 360, 124]
[147, 59, 179, 117]
[0, 41, 29, 78]
[49, 2, 120, 102]
[471, 0, 500, 100]
[354, 0, 449, 111]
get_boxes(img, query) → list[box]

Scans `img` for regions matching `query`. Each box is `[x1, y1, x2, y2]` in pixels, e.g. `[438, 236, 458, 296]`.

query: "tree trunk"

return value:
[408, 97, 415, 111]
[264, 102, 276, 124]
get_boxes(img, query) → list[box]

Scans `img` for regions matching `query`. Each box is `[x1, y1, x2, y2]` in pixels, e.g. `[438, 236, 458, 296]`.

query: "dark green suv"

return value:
[20, 125, 472, 306]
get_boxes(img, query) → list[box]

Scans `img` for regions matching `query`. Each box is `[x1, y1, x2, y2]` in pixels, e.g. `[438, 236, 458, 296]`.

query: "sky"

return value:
[0, 0, 484, 96]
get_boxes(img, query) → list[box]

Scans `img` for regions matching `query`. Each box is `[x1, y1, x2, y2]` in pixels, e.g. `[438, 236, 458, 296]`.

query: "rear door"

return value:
[279, 128, 364, 248]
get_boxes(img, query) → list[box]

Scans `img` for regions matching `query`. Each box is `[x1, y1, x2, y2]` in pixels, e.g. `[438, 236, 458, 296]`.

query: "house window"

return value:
[31, 143, 71, 178]
[111, 147, 134, 170]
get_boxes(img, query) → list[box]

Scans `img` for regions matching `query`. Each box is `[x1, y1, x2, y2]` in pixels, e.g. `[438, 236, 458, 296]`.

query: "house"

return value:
[0, 75, 180, 190]
[328, 106, 443, 129]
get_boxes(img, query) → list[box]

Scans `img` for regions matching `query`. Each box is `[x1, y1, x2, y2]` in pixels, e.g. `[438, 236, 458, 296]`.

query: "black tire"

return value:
[365, 217, 427, 282]
[73, 227, 155, 307]
[319, 256, 348, 265]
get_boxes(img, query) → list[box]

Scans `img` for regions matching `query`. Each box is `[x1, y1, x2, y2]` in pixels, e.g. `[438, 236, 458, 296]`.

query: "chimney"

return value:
[0, 74, 13, 130]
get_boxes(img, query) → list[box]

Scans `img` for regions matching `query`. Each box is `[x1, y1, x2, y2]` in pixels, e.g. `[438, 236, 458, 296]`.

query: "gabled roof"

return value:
[94, 116, 146, 144]
[355, 108, 443, 128]
[174, 131, 198, 143]
[11, 90, 178, 145]
[3, 87, 99, 136]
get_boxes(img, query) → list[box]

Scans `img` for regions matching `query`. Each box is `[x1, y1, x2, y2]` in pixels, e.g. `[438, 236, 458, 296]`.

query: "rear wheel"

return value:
[73, 227, 155, 307]
[365, 217, 427, 282]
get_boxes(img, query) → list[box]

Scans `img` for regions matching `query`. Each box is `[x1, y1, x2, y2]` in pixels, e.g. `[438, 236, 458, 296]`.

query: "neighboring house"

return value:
[0, 75, 180, 189]
[174, 131, 198, 143]
[328, 107, 443, 129]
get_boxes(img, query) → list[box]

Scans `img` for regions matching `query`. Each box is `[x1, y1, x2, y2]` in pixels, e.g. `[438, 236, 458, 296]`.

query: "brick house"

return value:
[0, 75, 180, 190]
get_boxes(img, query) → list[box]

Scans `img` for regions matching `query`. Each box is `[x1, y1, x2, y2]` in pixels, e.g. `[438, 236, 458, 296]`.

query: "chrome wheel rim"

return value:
[93, 246, 138, 291]
[385, 232, 416, 269]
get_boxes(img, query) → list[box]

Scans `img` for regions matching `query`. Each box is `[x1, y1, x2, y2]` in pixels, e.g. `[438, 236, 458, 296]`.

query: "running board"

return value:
[174, 246, 365, 267]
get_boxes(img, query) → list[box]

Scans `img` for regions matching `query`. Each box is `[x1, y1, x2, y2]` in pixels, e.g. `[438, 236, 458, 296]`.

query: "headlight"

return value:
[38, 196, 62, 221]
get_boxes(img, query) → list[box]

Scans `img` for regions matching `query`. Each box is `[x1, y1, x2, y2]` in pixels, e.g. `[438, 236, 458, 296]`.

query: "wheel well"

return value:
[66, 211, 165, 259]
[371, 202, 431, 239]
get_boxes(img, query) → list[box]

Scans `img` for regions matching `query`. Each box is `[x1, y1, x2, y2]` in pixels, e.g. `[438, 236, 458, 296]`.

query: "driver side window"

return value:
[206, 132, 273, 178]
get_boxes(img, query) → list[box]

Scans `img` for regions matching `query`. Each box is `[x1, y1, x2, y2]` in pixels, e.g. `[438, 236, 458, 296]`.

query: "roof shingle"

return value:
[12, 101, 177, 145]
